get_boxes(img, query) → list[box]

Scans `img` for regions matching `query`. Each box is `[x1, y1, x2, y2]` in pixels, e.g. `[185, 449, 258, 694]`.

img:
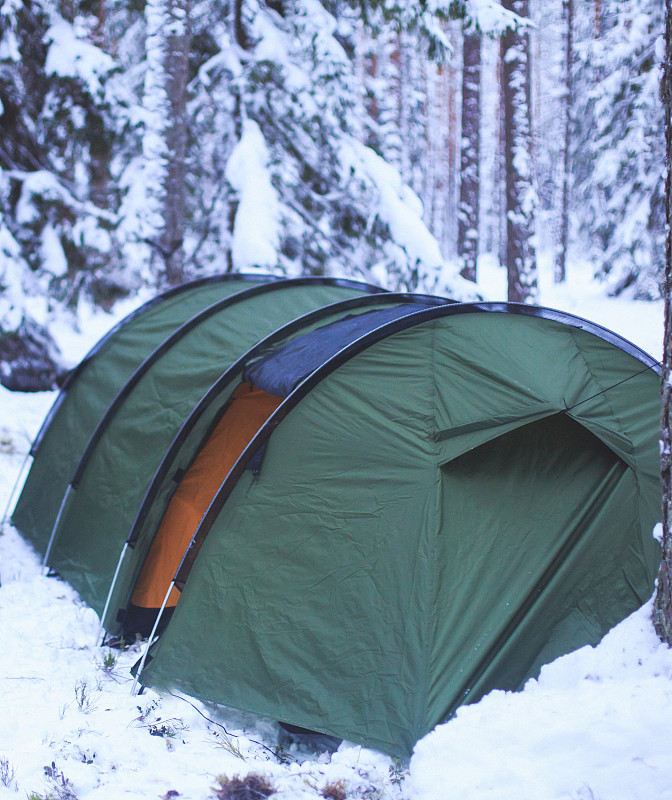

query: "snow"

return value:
[463, 0, 525, 34]
[40, 223, 69, 277]
[15, 171, 71, 226]
[225, 120, 281, 272]
[0, 256, 671, 799]
[0, 224, 26, 330]
[340, 139, 444, 269]
[44, 18, 114, 99]
[410, 605, 672, 800]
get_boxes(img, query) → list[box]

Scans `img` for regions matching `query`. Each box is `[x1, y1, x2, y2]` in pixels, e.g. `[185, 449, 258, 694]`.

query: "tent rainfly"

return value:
[11, 278, 662, 757]
[12, 277, 390, 612]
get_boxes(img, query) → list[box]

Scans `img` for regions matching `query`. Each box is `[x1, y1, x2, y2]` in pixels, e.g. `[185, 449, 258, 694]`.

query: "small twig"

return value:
[166, 690, 282, 762]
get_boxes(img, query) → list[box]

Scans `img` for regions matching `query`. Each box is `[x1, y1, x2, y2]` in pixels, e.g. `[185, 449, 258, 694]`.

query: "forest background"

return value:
[0, 0, 663, 388]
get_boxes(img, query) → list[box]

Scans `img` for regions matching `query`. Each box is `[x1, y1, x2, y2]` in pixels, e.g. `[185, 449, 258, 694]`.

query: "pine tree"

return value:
[0, 0, 117, 384]
[457, 26, 481, 282]
[553, 0, 573, 283]
[573, 0, 664, 299]
[0, 6, 120, 291]
[501, 0, 538, 303]
[137, 0, 191, 286]
[654, 0, 672, 646]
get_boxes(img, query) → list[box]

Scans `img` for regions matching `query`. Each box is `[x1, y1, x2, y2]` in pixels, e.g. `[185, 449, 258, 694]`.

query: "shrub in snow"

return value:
[210, 773, 275, 800]
[0, 317, 64, 392]
[28, 761, 78, 800]
[0, 756, 17, 791]
[321, 779, 347, 799]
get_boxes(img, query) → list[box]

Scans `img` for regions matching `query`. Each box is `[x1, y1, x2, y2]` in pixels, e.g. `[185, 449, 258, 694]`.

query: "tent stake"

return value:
[1, 450, 32, 527]
[97, 542, 130, 645]
[131, 582, 173, 696]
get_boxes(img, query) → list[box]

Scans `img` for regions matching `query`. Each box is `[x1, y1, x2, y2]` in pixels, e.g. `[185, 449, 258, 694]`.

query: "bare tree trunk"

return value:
[160, 0, 191, 286]
[396, 29, 411, 185]
[438, 61, 452, 258]
[142, 0, 191, 286]
[654, 0, 672, 646]
[88, 110, 111, 210]
[554, 0, 573, 284]
[425, 56, 451, 258]
[233, 0, 253, 53]
[497, 37, 507, 269]
[447, 33, 458, 259]
[457, 29, 481, 282]
[502, 0, 538, 304]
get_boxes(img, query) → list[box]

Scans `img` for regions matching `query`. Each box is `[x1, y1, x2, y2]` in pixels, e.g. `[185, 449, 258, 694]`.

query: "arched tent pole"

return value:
[169, 300, 662, 595]
[30, 273, 279, 457]
[39, 276, 392, 633]
[98, 542, 130, 645]
[42, 484, 73, 570]
[131, 581, 175, 696]
[125, 292, 451, 547]
[1, 449, 31, 526]
[69, 276, 387, 490]
[96, 292, 451, 636]
[39, 276, 386, 582]
[11, 274, 279, 559]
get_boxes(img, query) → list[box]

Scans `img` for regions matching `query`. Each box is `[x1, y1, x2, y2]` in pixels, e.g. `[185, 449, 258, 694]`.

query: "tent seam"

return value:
[566, 325, 650, 619]
[567, 326, 633, 448]
[421, 319, 440, 738]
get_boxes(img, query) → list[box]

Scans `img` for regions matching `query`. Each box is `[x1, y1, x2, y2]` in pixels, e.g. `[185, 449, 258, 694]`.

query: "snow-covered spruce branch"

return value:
[6, 170, 117, 226]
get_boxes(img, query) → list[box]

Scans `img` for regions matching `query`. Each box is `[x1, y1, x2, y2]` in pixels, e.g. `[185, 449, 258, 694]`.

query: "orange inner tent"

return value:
[131, 382, 283, 610]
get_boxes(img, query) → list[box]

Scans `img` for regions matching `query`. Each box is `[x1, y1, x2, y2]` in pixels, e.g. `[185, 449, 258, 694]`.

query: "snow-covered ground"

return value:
[1, 258, 671, 800]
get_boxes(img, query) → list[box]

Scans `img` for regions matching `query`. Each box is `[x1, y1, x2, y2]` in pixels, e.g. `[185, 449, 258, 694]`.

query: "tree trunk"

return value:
[161, 0, 191, 286]
[234, 0, 253, 51]
[457, 29, 481, 282]
[654, 0, 672, 646]
[554, 0, 573, 284]
[88, 110, 111, 211]
[594, 0, 602, 38]
[447, 33, 458, 259]
[501, 0, 538, 304]
[142, 0, 191, 286]
[497, 36, 507, 269]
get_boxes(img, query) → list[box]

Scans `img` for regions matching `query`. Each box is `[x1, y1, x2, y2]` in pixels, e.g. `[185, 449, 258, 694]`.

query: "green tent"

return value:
[134, 303, 661, 756]
[12, 286, 661, 757]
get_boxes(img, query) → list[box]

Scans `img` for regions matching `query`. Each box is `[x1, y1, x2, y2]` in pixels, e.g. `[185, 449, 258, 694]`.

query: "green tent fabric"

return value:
[100, 294, 448, 634]
[11, 274, 275, 555]
[37, 278, 383, 617]
[138, 306, 661, 757]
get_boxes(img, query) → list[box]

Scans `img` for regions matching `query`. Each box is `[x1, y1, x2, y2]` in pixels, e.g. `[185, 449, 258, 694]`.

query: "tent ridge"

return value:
[29, 273, 281, 456]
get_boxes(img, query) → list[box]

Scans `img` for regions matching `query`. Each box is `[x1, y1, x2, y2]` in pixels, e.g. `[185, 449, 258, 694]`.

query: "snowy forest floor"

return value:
[1, 256, 672, 800]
